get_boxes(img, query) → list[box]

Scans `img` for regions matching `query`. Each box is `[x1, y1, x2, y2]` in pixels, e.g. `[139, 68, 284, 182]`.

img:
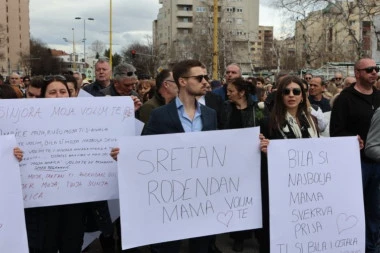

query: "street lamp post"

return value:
[63, 28, 82, 71]
[75, 17, 95, 65]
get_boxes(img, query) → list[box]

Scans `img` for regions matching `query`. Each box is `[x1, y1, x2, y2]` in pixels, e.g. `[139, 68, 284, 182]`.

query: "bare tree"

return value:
[122, 37, 158, 78]
[275, 0, 380, 68]
[90, 40, 106, 58]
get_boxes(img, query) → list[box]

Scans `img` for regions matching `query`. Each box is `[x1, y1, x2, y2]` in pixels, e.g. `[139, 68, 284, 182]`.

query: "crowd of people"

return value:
[1, 57, 380, 253]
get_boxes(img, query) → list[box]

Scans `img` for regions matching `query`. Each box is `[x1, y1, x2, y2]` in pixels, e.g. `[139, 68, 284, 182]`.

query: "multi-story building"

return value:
[153, 0, 259, 77]
[295, 0, 380, 69]
[0, 0, 30, 76]
[251, 26, 274, 71]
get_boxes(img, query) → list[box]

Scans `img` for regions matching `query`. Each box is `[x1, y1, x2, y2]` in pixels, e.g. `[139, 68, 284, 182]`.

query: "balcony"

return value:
[177, 0, 193, 5]
[177, 10, 193, 17]
[177, 22, 193, 29]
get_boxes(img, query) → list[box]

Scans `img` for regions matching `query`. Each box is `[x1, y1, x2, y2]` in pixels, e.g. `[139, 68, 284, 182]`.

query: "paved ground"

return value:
[85, 233, 260, 253]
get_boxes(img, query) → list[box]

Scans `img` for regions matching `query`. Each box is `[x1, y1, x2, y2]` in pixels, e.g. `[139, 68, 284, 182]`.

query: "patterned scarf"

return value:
[279, 111, 318, 139]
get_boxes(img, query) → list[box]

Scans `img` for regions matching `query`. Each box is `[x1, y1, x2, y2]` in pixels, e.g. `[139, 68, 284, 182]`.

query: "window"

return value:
[236, 8, 243, 13]
[235, 18, 243, 24]
[226, 18, 233, 24]
[196, 7, 207, 12]
[226, 7, 234, 12]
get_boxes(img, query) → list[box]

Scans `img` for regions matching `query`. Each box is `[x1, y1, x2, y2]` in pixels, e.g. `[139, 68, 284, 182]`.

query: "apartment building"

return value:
[251, 26, 274, 71]
[0, 0, 30, 76]
[295, 0, 380, 69]
[153, 0, 259, 76]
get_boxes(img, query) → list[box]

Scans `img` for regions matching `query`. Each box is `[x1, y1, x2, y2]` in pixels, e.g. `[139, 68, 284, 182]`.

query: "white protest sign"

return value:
[0, 135, 28, 253]
[118, 127, 262, 249]
[268, 137, 365, 253]
[0, 97, 134, 208]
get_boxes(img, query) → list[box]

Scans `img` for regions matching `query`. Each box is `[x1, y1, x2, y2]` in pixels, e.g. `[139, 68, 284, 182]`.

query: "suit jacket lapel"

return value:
[167, 99, 185, 133]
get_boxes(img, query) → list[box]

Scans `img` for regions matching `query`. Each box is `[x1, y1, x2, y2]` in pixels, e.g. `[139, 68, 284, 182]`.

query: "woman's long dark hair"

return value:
[229, 78, 255, 101]
[269, 75, 310, 131]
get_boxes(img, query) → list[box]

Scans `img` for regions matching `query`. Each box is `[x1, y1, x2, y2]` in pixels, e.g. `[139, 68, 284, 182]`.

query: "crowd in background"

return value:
[1, 57, 380, 253]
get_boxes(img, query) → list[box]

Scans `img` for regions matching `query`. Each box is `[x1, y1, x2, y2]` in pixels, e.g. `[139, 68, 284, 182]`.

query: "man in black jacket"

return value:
[330, 58, 380, 252]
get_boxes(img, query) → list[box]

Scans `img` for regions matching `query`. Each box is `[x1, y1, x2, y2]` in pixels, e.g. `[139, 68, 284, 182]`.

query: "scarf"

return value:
[279, 111, 318, 139]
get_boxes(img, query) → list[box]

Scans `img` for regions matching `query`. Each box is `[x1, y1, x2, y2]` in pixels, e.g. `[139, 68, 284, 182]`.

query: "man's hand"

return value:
[131, 95, 142, 111]
[13, 147, 23, 162]
[110, 147, 120, 161]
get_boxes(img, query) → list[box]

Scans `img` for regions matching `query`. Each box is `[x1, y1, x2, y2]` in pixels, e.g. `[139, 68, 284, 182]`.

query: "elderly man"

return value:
[212, 63, 242, 101]
[83, 58, 112, 96]
[100, 63, 139, 97]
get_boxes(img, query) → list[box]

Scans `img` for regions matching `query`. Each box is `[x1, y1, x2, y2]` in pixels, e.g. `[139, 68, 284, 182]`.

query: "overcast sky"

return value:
[30, 0, 287, 57]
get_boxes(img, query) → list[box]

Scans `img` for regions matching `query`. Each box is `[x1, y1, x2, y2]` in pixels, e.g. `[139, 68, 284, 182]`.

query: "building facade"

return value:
[153, 0, 259, 77]
[0, 0, 30, 76]
[295, 0, 380, 69]
[251, 26, 274, 71]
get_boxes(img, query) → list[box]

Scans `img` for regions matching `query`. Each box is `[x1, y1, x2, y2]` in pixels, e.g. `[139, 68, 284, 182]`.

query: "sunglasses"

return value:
[127, 71, 137, 76]
[283, 88, 302, 96]
[334, 78, 342, 81]
[357, 66, 380, 73]
[305, 77, 312, 80]
[182, 75, 209, 82]
[43, 75, 66, 82]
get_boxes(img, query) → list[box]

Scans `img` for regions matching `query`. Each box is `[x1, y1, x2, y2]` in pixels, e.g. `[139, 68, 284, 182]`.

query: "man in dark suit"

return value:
[142, 59, 217, 253]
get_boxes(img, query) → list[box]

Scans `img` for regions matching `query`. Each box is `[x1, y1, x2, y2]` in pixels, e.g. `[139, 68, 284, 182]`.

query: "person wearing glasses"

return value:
[100, 63, 139, 98]
[83, 58, 112, 96]
[333, 72, 344, 87]
[258, 76, 319, 253]
[330, 58, 380, 252]
[141, 59, 217, 253]
[303, 73, 313, 83]
[139, 69, 178, 124]
[308, 76, 331, 112]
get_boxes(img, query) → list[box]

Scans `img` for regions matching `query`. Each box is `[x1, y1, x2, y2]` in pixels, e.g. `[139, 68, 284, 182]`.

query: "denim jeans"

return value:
[361, 161, 380, 253]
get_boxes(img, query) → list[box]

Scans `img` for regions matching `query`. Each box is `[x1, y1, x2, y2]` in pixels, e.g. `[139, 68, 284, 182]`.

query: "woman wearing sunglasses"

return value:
[257, 76, 319, 253]
[26, 76, 86, 253]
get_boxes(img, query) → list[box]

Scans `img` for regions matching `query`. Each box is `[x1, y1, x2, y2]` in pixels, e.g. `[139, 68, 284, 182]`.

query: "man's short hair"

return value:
[113, 63, 137, 81]
[95, 57, 110, 68]
[156, 69, 171, 90]
[312, 76, 326, 86]
[29, 76, 45, 89]
[172, 59, 206, 86]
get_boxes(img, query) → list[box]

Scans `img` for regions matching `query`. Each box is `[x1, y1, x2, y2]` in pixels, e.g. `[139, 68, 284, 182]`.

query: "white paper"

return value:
[0, 97, 134, 208]
[0, 135, 29, 253]
[268, 137, 365, 253]
[118, 127, 262, 249]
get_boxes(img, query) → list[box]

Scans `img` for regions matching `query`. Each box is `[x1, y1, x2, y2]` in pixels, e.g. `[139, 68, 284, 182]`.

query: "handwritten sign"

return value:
[268, 137, 365, 253]
[118, 127, 262, 249]
[0, 135, 29, 252]
[0, 97, 134, 208]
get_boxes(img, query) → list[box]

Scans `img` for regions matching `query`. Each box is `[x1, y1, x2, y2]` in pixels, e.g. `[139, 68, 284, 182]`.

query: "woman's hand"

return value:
[13, 147, 23, 162]
[110, 147, 120, 161]
[357, 135, 364, 150]
[259, 134, 269, 154]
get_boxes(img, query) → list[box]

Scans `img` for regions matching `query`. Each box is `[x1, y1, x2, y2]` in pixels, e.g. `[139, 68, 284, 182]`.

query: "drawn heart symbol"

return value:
[217, 211, 233, 227]
[336, 213, 358, 234]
